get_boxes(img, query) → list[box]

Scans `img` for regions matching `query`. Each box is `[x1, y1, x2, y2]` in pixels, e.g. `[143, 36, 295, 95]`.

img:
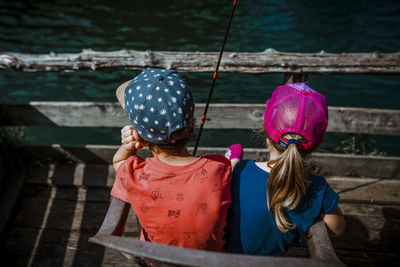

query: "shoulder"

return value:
[308, 174, 328, 191]
[118, 155, 146, 173]
[233, 160, 254, 174]
[203, 154, 231, 166]
[126, 155, 146, 165]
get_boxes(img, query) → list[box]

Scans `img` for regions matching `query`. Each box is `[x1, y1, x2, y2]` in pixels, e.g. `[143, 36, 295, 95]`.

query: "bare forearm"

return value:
[322, 207, 346, 237]
[113, 145, 136, 171]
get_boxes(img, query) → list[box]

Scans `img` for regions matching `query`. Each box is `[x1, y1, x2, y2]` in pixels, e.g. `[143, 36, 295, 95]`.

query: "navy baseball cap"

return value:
[124, 68, 195, 144]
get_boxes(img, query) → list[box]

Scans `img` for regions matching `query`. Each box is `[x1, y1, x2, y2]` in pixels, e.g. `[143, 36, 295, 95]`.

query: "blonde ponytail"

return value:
[267, 133, 310, 233]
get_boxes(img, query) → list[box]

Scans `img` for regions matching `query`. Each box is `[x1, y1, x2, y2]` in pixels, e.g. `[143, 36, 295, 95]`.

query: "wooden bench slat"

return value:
[24, 145, 400, 179]
[1, 102, 399, 135]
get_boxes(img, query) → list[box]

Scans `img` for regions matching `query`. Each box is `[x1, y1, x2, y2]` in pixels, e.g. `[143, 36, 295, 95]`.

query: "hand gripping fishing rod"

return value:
[192, 0, 238, 156]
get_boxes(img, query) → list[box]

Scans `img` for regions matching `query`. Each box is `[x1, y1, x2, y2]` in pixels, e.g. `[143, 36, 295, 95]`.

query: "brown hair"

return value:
[148, 128, 194, 155]
[266, 132, 312, 233]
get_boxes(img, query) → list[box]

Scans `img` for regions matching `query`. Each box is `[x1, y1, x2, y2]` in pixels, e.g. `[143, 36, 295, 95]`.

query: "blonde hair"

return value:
[266, 133, 311, 233]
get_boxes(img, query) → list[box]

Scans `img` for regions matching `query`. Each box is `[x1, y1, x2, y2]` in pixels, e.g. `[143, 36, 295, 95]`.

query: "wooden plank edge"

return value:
[89, 235, 344, 267]
[1, 103, 399, 135]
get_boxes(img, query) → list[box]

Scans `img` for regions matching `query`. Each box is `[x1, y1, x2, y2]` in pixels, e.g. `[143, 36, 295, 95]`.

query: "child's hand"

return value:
[121, 125, 148, 151]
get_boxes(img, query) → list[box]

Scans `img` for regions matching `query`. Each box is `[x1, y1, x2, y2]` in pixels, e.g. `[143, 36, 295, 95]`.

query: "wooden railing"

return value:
[1, 49, 399, 74]
[1, 49, 400, 266]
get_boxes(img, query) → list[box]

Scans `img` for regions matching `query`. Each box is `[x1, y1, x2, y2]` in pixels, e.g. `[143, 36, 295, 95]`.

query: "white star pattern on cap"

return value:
[124, 68, 194, 145]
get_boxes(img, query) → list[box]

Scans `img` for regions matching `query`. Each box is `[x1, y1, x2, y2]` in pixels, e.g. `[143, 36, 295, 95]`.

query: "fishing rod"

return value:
[192, 0, 238, 156]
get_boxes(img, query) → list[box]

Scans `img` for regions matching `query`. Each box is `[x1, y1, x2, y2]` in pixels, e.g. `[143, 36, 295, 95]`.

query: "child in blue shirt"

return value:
[225, 83, 345, 255]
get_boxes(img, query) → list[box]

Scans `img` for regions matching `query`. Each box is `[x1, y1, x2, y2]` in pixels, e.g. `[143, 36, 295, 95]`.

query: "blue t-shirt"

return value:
[225, 160, 339, 255]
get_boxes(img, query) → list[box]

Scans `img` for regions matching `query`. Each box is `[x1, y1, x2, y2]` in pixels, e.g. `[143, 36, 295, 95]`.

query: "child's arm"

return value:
[113, 125, 147, 171]
[225, 144, 243, 170]
[116, 79, 133, 110]
[321, 207, 346, 237]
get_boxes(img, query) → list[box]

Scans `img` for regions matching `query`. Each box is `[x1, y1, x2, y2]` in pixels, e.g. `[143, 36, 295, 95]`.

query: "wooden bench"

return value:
[1, 49, 399, 266]
[2, 100, 399, 266]
[89, 198, 343, 267]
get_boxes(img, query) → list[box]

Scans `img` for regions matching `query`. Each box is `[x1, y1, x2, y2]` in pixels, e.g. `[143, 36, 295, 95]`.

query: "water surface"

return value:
[1, 0, 399, 154]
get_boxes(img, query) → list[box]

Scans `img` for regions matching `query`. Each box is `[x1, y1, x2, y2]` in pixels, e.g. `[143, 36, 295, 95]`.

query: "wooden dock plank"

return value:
[6, 179, 399, 267]
[2, 102, 399, 135]
[329, 177, 400, 205]
[15, 184, 400, 250]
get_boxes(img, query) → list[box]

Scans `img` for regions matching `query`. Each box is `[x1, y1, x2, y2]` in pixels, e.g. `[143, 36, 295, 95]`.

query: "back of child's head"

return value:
[124, 68, 195, 152]
[263, 83, 328, 233]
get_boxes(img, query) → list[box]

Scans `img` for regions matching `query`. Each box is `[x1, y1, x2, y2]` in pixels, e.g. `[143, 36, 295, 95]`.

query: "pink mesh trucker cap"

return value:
[264, 83, 328, 151]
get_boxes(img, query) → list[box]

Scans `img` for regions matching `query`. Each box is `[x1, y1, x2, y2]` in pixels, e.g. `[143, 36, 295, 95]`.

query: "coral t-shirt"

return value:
[111, 154, 231, 251]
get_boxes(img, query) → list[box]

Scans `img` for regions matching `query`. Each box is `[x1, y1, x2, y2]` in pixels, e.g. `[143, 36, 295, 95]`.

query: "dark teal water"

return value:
[1, 0, 399, 154]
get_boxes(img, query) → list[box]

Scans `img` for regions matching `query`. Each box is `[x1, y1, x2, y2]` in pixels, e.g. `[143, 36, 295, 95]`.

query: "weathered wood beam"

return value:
[2, 102, 399, 135]
[1, 49, 399, 74]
